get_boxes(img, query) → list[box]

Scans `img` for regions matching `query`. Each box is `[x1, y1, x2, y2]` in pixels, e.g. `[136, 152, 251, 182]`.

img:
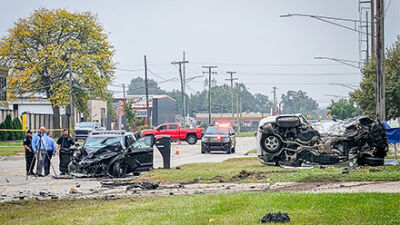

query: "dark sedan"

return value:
[201, 126, 236, 154]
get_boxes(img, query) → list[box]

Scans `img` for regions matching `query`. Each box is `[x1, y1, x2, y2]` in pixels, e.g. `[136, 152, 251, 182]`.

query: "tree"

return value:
[127, 77, 166, 95]
[12, 117, 24, 140]
[327, 98, 362, 120]
[0, 8, 114, 130]
[350, 36, 400, 120]
[4, 115, 14, 140]
[280, 90, 318, 114]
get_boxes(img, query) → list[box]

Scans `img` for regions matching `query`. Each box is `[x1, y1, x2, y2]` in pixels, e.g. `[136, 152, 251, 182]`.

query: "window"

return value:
[158, 125, 167, 130]
[0, 77, 6, 101]
[169, 124, 178, 130]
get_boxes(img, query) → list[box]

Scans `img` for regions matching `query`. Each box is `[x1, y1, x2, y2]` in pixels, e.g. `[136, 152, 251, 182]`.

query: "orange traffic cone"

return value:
[178, 139, 182, 145]
[175, 150, 180, 155]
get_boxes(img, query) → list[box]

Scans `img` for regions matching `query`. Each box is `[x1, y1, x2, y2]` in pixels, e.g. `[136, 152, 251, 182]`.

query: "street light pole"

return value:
[203, 66, 217, 125]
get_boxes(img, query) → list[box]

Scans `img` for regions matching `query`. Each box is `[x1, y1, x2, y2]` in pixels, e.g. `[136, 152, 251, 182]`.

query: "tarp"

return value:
[382, 121, 400, 144]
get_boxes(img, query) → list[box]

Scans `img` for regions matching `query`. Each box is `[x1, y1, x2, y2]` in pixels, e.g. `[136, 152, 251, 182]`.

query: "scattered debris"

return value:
[176, 166, 181, 170]
[229, 170, 296, 182]
[5, 178, 9, 183]
[259, 212, 290, 223]
[101, 181, 160, 190]
[70, 187, 78, 194]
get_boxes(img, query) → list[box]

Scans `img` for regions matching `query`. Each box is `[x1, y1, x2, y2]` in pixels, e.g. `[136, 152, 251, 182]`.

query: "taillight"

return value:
[217, 136, 222, 141]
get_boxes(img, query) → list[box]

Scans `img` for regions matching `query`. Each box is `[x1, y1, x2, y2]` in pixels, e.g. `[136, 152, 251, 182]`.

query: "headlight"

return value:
[202, 137, 208, 142]
[222, 137, 230, 142]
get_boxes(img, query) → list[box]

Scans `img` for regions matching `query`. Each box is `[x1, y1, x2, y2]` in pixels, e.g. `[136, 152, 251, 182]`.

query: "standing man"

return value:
[57, 129, 75, 175]
[32, 127, 57, 176]
[23, 130, 35, 175]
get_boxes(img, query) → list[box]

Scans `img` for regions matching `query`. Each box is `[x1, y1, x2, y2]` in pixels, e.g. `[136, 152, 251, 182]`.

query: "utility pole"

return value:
[235, 83, 239, 128]
[366, 11, 369, 63]
[225, 71, 238, 127]
[144, 55, 151, 128]
[172, 59, 189, 126]
[239, 86, 242, 133]
[203, 66, 217, 125]
[375, 0, 385, 120]
[122, 83, 126, 104]
[371, 0, 375, 57]
[272, 87, 277, 115]
[68, 49, 75, 137]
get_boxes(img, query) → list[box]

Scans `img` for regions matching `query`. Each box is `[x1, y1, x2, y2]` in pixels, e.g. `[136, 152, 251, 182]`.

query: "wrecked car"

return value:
[257, 114, 388, 167]
[68, 130, 154, 177]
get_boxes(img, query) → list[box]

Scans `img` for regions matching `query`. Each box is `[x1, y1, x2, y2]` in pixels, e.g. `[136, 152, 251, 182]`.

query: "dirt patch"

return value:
[228, 170, 297, 182]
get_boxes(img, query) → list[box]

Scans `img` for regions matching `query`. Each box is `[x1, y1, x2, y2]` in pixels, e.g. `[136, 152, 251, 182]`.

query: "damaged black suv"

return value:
[68, 130, 154, 177]
[257, 114, 388, 167]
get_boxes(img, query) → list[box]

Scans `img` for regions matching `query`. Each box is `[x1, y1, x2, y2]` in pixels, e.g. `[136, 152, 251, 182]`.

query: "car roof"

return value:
[88, 130, 134, 137]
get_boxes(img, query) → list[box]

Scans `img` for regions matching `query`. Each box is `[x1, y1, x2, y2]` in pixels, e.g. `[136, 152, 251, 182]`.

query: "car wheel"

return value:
[231, 146, 235, 153]
[201, 147, 206, 154]
[260, 134, 282, 153]
[227, 147, 231, 154]
[112, 161, 127, 178]
[186, 134, 197, 145]
[132, 171, 141, 176]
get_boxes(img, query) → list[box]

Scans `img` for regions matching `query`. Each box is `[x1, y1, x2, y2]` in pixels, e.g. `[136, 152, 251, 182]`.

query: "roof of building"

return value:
[113, 94, 176, 101]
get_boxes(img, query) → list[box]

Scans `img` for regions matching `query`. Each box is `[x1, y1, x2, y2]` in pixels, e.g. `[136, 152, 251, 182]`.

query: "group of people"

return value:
[23, 127, 75, 176]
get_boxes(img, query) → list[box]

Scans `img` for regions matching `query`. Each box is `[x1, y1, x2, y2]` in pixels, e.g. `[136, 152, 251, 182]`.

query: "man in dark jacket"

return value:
[23, 130, 35, 175]
[57, 129, 75, 175]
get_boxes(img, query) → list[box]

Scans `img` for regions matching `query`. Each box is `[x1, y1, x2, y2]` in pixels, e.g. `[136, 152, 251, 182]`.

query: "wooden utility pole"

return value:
[202, 66, 217, 125]
[144, 55, 151, 128]
[172, 58, 189, 126]
[371, 0, 375, 57]
[225, 71, 238, 127]
[68, 49, 75, 137]
[272, 87, 278, 115]
[375, 0, 385, 120]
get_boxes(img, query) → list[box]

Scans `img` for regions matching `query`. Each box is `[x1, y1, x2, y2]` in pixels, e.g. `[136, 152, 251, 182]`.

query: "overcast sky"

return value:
[1, 0, 399, 107]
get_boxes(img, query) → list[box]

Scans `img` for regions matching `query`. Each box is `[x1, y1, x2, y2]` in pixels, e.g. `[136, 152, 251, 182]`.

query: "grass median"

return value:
[1, 192, 399, 224]
[235, 132, 255, 137]
[140, 157, 400, 183]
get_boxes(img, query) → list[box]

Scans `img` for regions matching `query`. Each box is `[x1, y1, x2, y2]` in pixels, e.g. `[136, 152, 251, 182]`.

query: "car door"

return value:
[168, 124, 179, 140]
[126, 136, 153, 172]
[157, 124, 168, 136]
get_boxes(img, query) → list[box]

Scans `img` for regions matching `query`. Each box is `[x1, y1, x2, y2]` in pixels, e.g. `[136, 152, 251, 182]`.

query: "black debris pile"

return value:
[101, 181, 160, 190]
[127, 182, 160, 190]
[259, 212, 290, 223]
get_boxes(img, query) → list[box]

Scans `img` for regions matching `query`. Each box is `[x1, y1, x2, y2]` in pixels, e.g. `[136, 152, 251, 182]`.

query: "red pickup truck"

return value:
[141, 123, 204, 145]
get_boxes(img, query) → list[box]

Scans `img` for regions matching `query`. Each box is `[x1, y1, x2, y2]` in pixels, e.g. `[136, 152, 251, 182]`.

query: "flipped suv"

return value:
[257, 114, 388, 167]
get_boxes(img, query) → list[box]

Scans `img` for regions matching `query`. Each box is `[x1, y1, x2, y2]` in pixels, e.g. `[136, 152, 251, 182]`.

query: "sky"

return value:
[1, 0, 399, 107]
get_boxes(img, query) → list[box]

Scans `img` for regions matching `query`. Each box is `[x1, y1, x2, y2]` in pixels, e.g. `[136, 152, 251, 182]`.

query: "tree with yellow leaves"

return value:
[0, 8, 114, 129]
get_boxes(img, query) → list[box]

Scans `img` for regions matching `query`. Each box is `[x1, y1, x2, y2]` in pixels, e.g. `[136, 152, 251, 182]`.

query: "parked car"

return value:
[201, 124, 236, 154]
[141, 123, 203, 145]
[75, 122, 103, 141]
[257, 114, 388, 167]
[68, 130, 154, 177]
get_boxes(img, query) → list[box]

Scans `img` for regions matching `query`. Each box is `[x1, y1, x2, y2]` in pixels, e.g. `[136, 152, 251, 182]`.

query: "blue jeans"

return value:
[44, 150, 53, 175]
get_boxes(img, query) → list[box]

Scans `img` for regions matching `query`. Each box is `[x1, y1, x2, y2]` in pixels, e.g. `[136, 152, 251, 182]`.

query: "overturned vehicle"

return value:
[257, 114, 388, 167]
[68, 131, 168, 178]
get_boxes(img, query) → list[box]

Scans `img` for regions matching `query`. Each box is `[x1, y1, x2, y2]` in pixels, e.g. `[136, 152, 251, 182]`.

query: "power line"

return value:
[191, 62, 344, 67]
[235, 72, 360, 76]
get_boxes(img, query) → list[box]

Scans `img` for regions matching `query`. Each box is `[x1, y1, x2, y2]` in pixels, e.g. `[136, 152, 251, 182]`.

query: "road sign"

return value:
[136, 109, 148, 118]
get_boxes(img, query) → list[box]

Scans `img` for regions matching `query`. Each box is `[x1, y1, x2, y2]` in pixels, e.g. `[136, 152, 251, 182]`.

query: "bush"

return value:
[0, 122, 8, 141]
[4, 115, 15, 140]
[12, 117, 24, 140]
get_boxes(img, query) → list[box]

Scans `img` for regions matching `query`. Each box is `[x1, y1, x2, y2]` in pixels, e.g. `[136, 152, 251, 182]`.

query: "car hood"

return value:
[203, 134, 229, 138]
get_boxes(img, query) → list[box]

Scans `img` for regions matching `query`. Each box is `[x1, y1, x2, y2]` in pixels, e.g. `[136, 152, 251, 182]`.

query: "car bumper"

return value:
[201, 142, 231, 151]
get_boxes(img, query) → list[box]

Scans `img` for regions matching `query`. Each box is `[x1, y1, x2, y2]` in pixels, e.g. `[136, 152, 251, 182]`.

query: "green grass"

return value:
[140, 157, 400, 183]
[0, 147, 24, 156]
[0, 140, 23, 146]
[1, 193, 399, 224]
[235, 132, 255, 137]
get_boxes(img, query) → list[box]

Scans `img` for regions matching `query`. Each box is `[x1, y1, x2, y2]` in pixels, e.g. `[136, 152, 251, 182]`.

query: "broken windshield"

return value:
[83, 136, 123, 149]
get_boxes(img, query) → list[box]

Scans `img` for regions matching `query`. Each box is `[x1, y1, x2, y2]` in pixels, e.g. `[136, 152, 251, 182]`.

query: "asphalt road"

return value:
[0, 136, 256, 202]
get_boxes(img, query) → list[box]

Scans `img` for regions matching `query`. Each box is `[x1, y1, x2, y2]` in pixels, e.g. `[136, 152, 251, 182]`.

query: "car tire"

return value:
[227, 148, 231, 154]
[132, 171, 141, 176]
[260, 134, 282, 153]
[186, 134, 197, 145]
[112, 161, 127, 178]
[201, 147, 206, 154]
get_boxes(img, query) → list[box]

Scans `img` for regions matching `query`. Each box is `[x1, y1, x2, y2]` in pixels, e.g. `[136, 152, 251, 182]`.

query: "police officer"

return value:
[23, 130, 35, 175]
[57, 129, 75, 175]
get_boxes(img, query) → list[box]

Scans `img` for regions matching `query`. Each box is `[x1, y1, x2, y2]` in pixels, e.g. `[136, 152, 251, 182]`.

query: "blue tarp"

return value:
[382, 121, 400, 144]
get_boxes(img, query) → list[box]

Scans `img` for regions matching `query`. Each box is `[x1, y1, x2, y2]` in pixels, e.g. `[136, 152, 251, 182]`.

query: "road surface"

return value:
[0, 136, 256, 202]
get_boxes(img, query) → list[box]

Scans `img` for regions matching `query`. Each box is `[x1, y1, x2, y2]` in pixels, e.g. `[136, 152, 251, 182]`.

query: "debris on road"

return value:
[101, 181, 160, 190]
[258, 115, 388, 167]
[259, 212, 290, 223]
